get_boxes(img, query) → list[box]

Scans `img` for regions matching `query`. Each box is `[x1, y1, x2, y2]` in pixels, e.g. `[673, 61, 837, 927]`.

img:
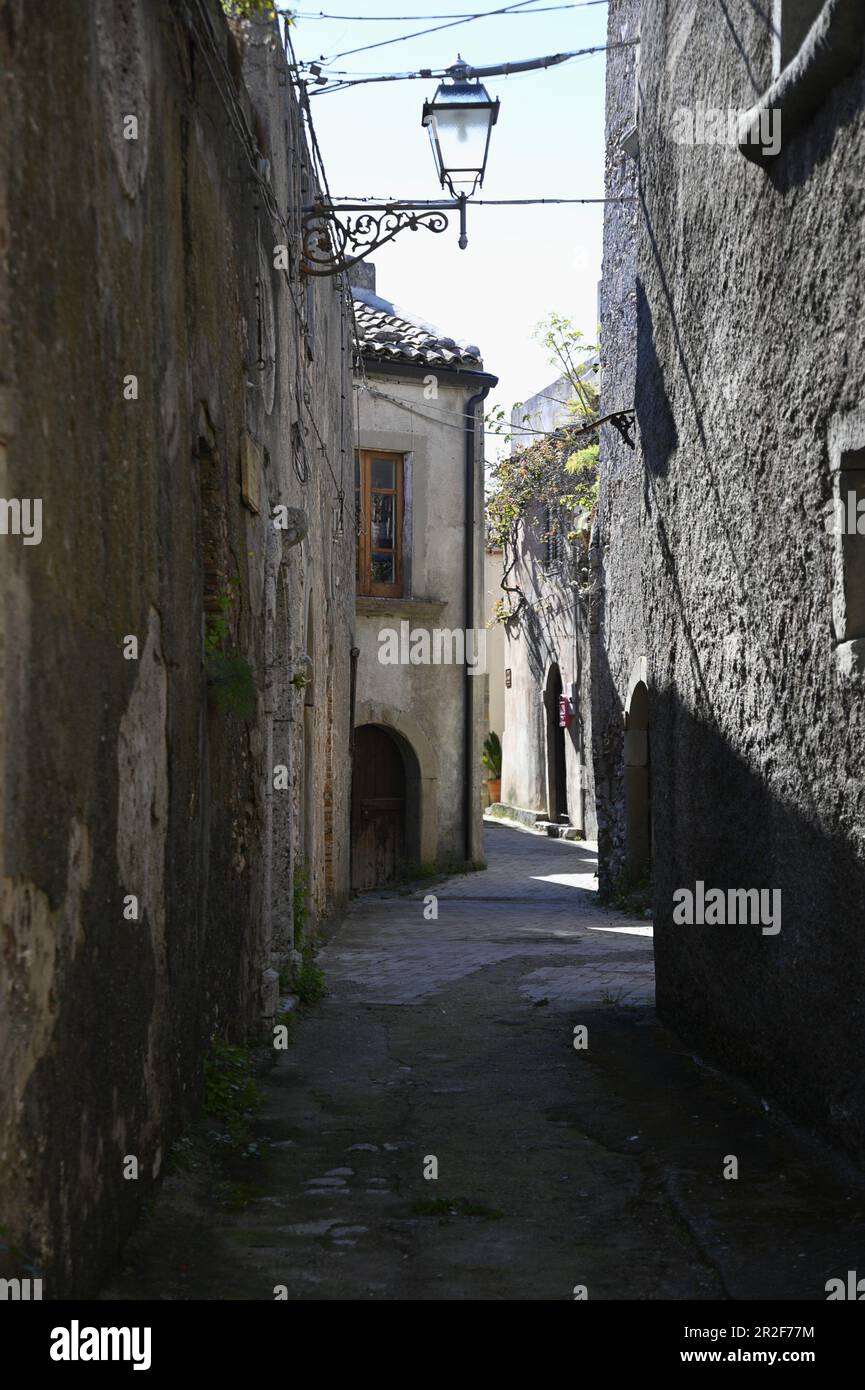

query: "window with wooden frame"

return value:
[355, 450, 404, 597]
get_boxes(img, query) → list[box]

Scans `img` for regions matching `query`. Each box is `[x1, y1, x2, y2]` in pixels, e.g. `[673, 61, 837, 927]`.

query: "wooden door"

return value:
[351, 726, 406, 890]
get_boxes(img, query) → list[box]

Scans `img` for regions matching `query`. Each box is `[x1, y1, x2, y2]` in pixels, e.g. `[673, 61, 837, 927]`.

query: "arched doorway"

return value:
[351, 724, 415, 890]
[625, 679, 650, 880]
[544, 664, 568, 823]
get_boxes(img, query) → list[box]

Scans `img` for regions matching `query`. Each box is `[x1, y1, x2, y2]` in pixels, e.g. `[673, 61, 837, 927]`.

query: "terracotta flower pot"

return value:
[488, 778, 501, 803]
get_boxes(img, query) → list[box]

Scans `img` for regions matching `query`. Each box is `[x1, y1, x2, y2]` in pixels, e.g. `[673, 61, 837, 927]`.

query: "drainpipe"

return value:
[464, 383, 492, 863]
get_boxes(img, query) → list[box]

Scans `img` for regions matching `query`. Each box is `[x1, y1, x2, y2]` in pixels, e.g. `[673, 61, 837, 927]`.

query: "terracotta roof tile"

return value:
[352, 287, 483, 370]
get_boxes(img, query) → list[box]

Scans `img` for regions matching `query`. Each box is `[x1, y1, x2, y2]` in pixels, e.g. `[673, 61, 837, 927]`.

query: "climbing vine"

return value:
[485, 315, 601, 627]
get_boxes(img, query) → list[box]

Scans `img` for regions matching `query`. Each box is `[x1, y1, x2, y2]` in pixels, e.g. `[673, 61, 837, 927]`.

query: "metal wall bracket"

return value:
[607, 410, 636, 448]
[301, 198, 466, 277]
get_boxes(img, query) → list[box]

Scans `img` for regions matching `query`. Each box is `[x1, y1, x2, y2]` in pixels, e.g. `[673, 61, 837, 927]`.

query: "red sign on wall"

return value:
[559, 694, 572, 729]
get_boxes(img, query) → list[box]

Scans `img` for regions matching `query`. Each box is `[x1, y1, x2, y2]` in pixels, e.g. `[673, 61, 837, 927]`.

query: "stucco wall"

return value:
[354, 367, 489, 863]
[499, 522, 596, 838]
[511, 372, 575, 446]
[497, 377, 597, 836]
[0, 0, 353, 1295]
[483, 547, 505, 745]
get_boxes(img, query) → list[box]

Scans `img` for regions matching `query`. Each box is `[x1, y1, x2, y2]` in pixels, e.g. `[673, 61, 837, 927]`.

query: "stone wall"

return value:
[605, 0, 865, 1161]
[592, 0, 643, 889]
[0, 0, 353, 1295]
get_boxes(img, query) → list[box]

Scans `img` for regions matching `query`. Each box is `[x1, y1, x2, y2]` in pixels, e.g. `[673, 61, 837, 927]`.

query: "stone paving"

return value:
[106, 823, 865, 1302]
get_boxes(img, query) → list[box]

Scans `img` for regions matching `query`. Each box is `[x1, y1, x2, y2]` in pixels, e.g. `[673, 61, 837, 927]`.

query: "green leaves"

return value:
[482, 731, 502, 777]
[295, 945, 327, 1004]
[203, 1039, 261, 1152]
[206, 651, 256, 719]
[485, 310, 601, 624]
[221, 1, 281, 20]
[204, 578, 255, 718]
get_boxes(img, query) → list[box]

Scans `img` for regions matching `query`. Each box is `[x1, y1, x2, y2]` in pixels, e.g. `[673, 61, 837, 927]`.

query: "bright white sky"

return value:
[290, 0, 610, 429]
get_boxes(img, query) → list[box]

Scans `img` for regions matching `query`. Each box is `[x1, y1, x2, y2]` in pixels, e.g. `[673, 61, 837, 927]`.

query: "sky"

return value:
[288, 0, 610, 429]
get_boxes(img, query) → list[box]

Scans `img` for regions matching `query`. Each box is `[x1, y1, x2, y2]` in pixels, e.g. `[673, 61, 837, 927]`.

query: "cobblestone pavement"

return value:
[107, 824, 865, 1302]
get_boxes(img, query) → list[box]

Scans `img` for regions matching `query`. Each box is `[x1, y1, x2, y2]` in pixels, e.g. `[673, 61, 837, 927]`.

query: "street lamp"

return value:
[422, 60, 500, 200]
[302, 58, 499, 275]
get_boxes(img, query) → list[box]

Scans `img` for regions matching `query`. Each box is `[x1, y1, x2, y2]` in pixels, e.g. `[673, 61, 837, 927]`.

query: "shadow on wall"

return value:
[592, 631, 865, 1167]
[651, 682, 865, 1169]
[635, 278, 678, 479]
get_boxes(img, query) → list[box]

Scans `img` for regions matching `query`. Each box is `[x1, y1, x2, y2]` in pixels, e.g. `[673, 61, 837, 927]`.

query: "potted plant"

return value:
[482, 731, 502, 804]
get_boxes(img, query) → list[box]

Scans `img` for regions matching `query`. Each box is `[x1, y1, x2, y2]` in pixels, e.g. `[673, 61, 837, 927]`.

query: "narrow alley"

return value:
[4, 0, 865, 1349]
[106, 824, 865, 1303]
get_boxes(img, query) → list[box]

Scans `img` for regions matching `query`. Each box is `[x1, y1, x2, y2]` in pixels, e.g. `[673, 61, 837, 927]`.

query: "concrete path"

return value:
[107, 823, 865, 1301]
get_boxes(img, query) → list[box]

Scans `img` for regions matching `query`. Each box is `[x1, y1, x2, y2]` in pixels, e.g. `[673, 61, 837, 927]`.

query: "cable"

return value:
[290, 2, 607, 18]
[187, 0, 350, 516]
[285, 14, 372, 517]
[356, 382, 603, 440]
[327, 195, 633, 204]
[285, 21, 371, 402]
[307, 1, 551, 65]
[303, 40, 636, 92]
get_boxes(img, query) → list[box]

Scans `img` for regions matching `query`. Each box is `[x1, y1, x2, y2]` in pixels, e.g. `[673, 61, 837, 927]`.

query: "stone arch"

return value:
[542, 661, 568, 823]
[353, 701, 438, 866]
[624, 658, 650, 881]
[351, 724, 418, 890]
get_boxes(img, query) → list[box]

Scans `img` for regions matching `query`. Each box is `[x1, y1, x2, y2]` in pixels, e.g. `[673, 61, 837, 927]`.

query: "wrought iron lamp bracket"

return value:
[608, 410, 636, 448]
[301, 197, 467, 278]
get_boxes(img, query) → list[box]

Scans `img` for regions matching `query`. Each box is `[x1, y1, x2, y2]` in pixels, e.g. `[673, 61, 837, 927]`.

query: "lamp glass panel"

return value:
[431, 105, 490, 178]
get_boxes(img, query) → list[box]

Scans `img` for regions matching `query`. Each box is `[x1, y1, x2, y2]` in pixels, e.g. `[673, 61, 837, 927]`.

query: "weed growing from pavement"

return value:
[213, 1179, 261, 1212]
[166, 1135, 199, 1174]
[295, 945, 328, 1004]
[599, 872, 653, 918]
[203, 1038, 262, 1154]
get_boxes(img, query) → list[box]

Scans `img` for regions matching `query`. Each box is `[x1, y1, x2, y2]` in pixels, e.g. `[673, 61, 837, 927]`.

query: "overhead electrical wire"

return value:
[301, 40, 635, 93]
[186, 0, 353, 512]
[326, 195, 632, 204]
[286, 24, 370, 393]
[300, 0, 554, 64]
[356, 383, 608, 443]
[289, 2, 607, 19]
[284, 19, 367, 525]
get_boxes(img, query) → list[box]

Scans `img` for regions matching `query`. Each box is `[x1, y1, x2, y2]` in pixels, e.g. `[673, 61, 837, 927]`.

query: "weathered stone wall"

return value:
[0, 0, 353, 1295]
[593, 0, 643, 887]
[610, 0, 865, 1160]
